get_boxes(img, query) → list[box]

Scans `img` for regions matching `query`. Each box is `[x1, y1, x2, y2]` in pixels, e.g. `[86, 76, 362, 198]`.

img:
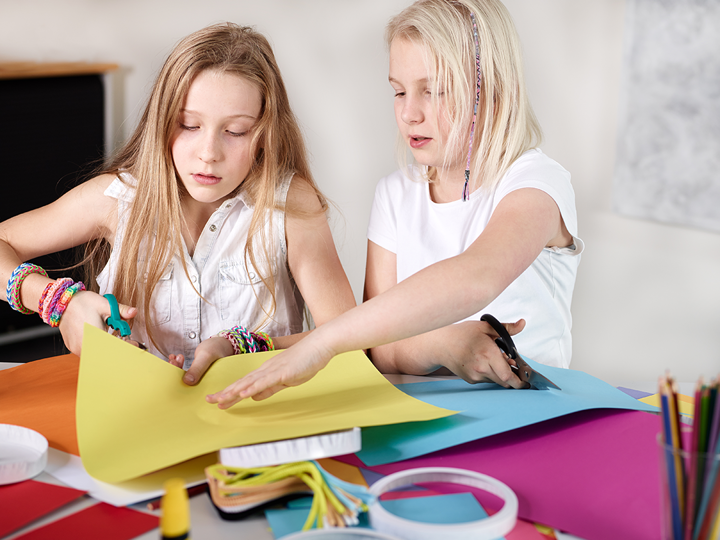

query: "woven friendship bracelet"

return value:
[217, 329, 242, 355]
[6, 263, 49, 314]
[39, 278, 73, 322]
[217, 326, 275, 355]
[48, 282, 86, 327]
[38, 278, 85, 327]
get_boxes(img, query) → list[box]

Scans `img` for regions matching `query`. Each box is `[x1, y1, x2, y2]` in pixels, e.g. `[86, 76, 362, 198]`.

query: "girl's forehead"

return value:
[183, 70, 262, 117]
[389, 38, 434, 83]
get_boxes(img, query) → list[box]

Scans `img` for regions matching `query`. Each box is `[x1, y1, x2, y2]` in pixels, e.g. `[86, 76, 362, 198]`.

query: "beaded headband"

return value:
[463, 11, 482, 202]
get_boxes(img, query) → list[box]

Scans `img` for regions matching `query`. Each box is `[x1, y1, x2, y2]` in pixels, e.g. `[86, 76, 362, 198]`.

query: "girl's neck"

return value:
[428, 166, 468, 204]
[180, 196, 225, 257]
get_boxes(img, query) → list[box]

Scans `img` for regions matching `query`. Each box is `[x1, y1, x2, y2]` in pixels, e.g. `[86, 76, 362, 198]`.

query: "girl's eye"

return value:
[227, 130, 249, 137]
[180, 124, 198, 131]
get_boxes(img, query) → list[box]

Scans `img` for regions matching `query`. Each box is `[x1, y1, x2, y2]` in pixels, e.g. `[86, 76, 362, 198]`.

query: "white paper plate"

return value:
[0, 424, 48, 485]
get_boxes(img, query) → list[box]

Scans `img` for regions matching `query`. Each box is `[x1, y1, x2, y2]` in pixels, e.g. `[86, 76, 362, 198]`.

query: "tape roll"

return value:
[0, 424, 48, 485]
[368, 467, 518, 540]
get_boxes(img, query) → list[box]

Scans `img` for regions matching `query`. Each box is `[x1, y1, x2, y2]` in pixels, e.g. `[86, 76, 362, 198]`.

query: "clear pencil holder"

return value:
[657, 435, 720, 540]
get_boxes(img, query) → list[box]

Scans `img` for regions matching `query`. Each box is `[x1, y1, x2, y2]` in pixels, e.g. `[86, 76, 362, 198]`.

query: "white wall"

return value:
[1, 0, 717, 384]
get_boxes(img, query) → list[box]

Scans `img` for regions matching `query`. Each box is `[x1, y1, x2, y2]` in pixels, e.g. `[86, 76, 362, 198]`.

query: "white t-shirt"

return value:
[367, 149, 583, 368]
[97, 172, 304, 367]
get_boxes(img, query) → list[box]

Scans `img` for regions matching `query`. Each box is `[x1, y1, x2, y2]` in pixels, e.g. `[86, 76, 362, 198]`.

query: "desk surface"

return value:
[2, 360, 667, 540]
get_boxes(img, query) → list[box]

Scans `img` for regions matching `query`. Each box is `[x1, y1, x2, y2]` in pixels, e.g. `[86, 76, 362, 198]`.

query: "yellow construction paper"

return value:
[76, 325, 455, 483]
[639, 393, 694, 417]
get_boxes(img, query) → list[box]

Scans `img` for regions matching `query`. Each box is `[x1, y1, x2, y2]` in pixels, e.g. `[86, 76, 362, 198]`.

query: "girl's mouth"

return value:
[409, 136, 431, 149]
[192, 173, 222, 185]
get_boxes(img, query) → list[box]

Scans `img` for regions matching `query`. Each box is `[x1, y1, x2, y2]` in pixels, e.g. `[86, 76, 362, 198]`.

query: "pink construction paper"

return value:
[340, 409, 662, 540]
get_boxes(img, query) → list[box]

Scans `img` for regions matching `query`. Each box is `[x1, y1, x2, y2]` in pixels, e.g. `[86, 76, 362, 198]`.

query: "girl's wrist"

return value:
[6, 263, 48, 314]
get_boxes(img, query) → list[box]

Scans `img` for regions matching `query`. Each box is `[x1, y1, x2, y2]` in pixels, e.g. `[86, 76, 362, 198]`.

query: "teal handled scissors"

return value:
[480, 313, 561, 390]
[104, 293, 146, 349]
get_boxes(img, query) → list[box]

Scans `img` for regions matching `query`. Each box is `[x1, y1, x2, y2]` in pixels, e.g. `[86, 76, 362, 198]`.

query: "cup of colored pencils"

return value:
[658, 374, 720, 540]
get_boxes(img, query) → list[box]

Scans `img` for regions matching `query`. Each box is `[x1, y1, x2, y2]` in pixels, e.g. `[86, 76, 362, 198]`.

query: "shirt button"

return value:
[209, 224, 217, 232]
[249, 272, 256, 280]
[188, 331, 197, 339]
[225, 203, 232, 209]
[191, 275, 197, 283]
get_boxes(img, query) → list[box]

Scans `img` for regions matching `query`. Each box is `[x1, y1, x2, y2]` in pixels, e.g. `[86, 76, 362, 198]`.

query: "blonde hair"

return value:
[386, 0, 542, 191]
[88, 23, 323, 354]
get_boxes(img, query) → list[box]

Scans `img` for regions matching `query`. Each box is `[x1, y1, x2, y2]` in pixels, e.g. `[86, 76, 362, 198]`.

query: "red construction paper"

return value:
[0, 480, 86, 537]
[12, 502, 158, 540]
[339, 409, 662, 540]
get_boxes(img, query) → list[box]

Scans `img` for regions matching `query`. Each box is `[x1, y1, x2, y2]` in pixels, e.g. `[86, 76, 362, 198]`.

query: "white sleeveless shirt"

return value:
[97, 172, 304, 368]
[367, 149, 583, 368]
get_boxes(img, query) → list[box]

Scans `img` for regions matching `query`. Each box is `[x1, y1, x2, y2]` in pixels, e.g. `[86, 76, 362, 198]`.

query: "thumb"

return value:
[183, 355, 214, 386]
[505, 318, 526, 336]
[118, 303, 138, 320]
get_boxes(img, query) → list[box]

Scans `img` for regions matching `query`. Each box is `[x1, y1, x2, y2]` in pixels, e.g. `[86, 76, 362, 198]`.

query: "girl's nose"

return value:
[400, 95, 423, 125]
[198, 133, 222, 163]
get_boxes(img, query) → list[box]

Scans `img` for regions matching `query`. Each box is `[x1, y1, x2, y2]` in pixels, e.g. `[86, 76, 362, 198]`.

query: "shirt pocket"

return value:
[218, 260, 270, 321]
[149, 264, 173, 326]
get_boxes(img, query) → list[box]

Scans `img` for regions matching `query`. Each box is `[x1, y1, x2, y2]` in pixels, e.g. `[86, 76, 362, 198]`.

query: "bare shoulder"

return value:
[63, 173, 120, 239]
[286, 175, 325, 215]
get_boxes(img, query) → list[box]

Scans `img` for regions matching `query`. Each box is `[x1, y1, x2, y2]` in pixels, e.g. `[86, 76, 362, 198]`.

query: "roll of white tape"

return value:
[0, 424, 48, 485]
[368, 467, 518, 540]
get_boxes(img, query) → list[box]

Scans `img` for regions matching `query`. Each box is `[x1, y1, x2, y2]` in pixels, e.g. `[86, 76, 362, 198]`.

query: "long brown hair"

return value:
[87, 23, 324, 353]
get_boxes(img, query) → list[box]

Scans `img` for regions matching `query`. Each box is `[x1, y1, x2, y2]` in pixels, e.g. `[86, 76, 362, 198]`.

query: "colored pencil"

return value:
[661, 376, 685, 540]
[684, 380, 703, 540]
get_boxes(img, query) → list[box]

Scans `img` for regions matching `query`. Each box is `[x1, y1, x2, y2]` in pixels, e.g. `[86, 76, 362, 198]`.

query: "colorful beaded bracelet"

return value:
[38, 278, 86, 327]
[6, 263, 49, 314]
[217, 325, 275, 356]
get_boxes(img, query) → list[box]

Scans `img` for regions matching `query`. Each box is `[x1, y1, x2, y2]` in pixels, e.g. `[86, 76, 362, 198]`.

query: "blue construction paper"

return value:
[265, 493, 492, 539]
[357, 358, 659, 466]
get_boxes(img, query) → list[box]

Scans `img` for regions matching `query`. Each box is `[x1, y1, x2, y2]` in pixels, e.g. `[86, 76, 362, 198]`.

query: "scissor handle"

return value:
[480, 314, 518, 360]
[104, 293, 131, 337]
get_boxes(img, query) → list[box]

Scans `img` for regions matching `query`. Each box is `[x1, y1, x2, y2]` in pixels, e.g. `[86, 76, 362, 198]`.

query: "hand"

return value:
[437, 319, 528, 389]
[170, 336, 235, 385]
[206, 337, 334, 409]
[59, 291, 138, 356]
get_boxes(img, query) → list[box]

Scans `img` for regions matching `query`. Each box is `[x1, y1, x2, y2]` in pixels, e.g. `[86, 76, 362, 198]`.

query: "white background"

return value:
[1, 0, 718, 384]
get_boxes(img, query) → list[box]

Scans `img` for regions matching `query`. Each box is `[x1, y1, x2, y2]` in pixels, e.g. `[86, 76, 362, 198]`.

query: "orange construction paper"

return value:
[316, 458, 368, 488]
[0, 354, 80, 455]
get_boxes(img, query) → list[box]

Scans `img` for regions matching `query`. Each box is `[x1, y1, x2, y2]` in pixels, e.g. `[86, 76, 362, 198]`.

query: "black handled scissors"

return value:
[480, 314, 561, 390]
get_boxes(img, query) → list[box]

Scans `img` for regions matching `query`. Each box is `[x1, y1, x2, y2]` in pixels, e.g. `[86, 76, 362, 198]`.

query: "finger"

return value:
[208, 367, 277, 408]
[251, 384, 287, 402]
[168, 354, 185, 368]
[490, 360, 525, 389]
[118, 303, 138, 320]
[183, 355, 215, 385]
[504, 319, 526, 336]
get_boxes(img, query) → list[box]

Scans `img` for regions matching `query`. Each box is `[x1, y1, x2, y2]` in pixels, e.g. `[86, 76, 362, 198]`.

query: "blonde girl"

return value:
[0, 23, 355, 381]
[208, 0, 583, 407]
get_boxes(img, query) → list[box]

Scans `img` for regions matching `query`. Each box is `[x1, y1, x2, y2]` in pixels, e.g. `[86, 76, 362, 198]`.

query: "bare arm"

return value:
[179, 176, 356, 384]
[0, 174, 137, 354]
[364, 239, 526, 387]
[208, 187, 567, 406]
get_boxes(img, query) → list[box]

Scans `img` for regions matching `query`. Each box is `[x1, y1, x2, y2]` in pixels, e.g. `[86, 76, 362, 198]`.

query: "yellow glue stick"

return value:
[160, 478, 190, 540]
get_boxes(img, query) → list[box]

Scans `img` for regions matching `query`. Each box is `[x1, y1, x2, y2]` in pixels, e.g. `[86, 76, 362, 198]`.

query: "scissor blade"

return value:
[528, 370, 561, 391]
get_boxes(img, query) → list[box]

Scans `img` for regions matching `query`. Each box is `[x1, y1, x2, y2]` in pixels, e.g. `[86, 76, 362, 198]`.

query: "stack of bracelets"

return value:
[217, 325, 274, 355]
[5, 263, 85, 328]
